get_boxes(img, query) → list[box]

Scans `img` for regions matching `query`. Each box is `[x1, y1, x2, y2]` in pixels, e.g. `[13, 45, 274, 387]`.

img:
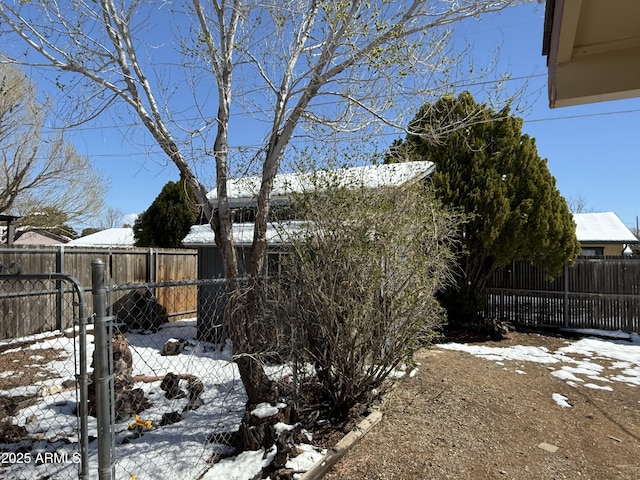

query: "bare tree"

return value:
[0, 0, 525, 447]
[99, 207, 126, 229]
[566, 194, 592, 214]
[265, 178, 461, 418]
[0, 63, 106, 224]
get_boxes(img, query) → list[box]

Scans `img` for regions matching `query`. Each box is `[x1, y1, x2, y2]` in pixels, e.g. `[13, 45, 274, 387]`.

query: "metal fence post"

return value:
[56, 245, 65, 330]
[76, 294, 90, 480]
[92, 259, 114, 480]
[563, 263, 569, 327]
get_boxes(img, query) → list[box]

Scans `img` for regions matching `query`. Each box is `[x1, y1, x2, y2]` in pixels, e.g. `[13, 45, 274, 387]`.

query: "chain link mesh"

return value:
[1, 273, 251, 479]
[0, 276, 84, 479]
[103, 279, 245, 480]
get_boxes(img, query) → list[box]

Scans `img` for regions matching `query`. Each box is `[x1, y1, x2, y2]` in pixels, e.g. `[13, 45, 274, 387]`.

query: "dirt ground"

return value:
[324, 330, 640, 480]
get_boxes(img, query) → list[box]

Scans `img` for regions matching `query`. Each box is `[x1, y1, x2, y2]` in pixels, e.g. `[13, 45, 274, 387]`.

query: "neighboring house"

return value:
[183, 161, 435, 277]
[66, 228, 135, 247]
[13, 229, 72, 245]
[573, 212, 638, 256]
[543, 0, 640, 107]
[183, 161, 435, 340]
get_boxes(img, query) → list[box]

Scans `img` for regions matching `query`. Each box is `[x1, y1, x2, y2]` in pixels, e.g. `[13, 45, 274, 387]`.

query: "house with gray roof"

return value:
[183, 161, 435, 272]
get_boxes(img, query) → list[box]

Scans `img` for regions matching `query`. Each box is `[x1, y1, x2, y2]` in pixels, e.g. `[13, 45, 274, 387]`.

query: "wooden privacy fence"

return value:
[485, 256, 640, 332]
[0, 246, 197, 340]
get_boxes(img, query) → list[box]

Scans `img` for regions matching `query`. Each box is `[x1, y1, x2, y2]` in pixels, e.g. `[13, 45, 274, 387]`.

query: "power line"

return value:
[525, 108, 640, 123]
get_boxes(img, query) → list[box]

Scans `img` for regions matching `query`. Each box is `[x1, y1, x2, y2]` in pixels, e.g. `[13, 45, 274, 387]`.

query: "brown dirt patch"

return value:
[324, 331, 640, 480]
[0, 346, 65, 391]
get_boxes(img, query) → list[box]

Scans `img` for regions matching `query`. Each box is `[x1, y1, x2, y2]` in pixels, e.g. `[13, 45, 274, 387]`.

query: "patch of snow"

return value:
[438, 343, 559, 364]
[251, 402, 286, 419]
[560, 328, 632, 340]
[439, 333, 640, 392]
[274, 422, 296, 436]
[552, 393, 572, 408]
[573, 212, 638, 243]
[550, 368, 584, 383]
[583, 383, 613, 391]
[201, 446, 277, 480]
[285, 444, 326, 472]
[66, 227, 134, 247]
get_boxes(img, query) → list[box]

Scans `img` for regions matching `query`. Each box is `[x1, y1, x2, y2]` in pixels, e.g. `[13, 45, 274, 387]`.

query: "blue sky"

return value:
[60, 2, 639, 231]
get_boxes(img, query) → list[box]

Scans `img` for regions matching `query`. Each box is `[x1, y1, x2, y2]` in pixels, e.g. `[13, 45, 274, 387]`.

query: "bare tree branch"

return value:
[0, 0, 526, 435]
[0, 63, 105, 224]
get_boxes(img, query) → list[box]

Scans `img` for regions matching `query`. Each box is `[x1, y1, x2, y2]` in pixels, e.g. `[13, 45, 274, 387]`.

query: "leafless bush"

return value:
[264, 181, 461, 417]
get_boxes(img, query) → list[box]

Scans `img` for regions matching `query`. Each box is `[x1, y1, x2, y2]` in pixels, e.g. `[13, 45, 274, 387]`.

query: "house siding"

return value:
[580, 242, 629, 257]
[196, 245, 253, 342]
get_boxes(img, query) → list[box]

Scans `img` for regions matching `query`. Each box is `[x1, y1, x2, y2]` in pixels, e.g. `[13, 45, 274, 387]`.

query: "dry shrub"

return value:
[265, 181, 461, 417]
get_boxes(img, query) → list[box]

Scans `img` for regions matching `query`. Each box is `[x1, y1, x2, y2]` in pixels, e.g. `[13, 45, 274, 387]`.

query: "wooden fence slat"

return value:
[0, 246, 197, 340]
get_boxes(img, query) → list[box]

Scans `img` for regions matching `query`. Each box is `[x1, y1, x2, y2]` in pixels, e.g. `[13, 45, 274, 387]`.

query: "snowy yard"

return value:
[0, 319, 324, 480]
[2, 320, 640, 480]
[438, 329, 640, 403]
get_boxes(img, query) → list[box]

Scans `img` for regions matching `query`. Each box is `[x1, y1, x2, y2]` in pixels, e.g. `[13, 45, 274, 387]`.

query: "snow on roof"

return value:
[207, 161, 435, 207]
[183, 221, 310, 247]
[573, 212, 638, 243]
[66, 227, 135, 247]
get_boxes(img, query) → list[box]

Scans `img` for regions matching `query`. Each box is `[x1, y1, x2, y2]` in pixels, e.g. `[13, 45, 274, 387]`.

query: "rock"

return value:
[159, 411, 183, 426]
[184, 377, 205, 411]
[162, 339, 185, 356]
[537, 442, 559, 453]
[89, 333, 150, 419]
[160, 372, 186, 399]
[37, 385, 63, 397]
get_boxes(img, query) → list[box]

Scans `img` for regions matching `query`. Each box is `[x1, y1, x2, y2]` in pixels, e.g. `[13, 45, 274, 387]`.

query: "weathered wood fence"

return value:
[485, 256, 640, 332]
[0, 246, 197, 340]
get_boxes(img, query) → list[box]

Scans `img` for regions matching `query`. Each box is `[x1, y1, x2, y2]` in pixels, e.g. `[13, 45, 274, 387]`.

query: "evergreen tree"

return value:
[81, 227, 102, 237]
[388, 92, 580, 323]
[134, 179, 198, 248]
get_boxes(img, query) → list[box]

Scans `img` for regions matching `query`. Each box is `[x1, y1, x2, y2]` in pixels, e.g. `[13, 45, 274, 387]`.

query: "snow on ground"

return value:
[4, 324, 638, 479]
[439, 330, 640, 410]
[0, 319, 325, 480]
[551, 393, 572, 408]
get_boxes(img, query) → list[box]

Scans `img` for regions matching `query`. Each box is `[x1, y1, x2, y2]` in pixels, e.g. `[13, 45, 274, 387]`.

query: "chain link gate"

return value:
[0, 261, 90, 480]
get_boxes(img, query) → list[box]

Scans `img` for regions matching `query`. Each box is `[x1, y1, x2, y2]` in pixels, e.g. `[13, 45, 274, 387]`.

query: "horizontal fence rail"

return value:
[485, 257, 640, 332]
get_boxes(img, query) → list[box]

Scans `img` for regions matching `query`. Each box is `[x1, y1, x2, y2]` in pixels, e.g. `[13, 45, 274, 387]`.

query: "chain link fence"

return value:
[1, 260, 259, 480]
[0, 268, 89, 480]
[94, 262, 249, 480]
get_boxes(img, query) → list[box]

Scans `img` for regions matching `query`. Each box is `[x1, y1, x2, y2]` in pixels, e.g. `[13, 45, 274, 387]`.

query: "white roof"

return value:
[66, 228, 135, 247]
[573, 212, 638, 243]
[183, 221, 310, 247]
[207, 161, 434, 207]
